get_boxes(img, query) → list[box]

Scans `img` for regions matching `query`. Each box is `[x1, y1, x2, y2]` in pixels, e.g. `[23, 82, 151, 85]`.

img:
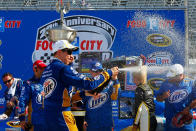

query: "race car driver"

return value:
[40, 40, 119, 131]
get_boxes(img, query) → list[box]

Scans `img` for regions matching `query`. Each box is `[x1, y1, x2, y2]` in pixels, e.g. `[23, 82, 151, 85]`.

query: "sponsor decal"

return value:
[0, 17, 21, 32]
[88, 92, 108, 109]
[33, 15, 116, 65]
[169, 89, 188, 103]
[6, 121, 20, 128]
[43, 77, 57, 98]
[147, 78, 164, 90]
[147, 51, 173, 66]
[146, 34, 172, 47]
[127, 18, 175, 30]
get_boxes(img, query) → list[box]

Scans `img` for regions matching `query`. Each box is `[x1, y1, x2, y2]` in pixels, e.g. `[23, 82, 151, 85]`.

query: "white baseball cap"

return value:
[166, 64, 184, 78]
[52, 40, 79, 53]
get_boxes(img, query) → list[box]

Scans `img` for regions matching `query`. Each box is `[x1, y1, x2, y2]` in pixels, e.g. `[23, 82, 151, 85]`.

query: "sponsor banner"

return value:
[0, 17, 21, 32]
[33, 15, 116, 65]
[0, 10, 185, 128]
[0, 10, 185, 79]
[147, 51, 173, 66]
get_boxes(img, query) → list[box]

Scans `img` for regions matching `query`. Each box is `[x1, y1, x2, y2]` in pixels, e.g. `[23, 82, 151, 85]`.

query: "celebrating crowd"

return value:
[0, 39, 196, 131]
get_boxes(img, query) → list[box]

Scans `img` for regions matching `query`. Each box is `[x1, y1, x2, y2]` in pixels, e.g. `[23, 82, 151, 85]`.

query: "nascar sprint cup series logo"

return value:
[32, 15, 116, 66]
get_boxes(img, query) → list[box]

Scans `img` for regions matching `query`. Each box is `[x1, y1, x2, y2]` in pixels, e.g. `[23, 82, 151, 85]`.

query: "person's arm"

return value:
[156, 81, 170, 102]
[134, 88, 144, 118]
[4, 89, 10, 102]
[60, 66, 118, 90]
[133, 90, 144, 131]
[111, 79, 120, 100]
[18, 82, 31, 122]
[182, 83, 196, 113]
[156, 90, 170, 102]
[181, 99, 196, 114]
[14, 80, 23, 100]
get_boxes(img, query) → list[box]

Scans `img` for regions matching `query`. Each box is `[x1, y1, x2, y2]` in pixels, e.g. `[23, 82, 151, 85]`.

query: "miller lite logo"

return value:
[169, 89, 188, 103]
[43, 77, 57, 98]
[88, 93, 108, 109]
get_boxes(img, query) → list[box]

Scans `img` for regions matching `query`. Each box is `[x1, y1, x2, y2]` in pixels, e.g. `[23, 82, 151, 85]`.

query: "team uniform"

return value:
[156, 77, 196, 131]
[19, 76, 45, 131]
[40, 58, 112, 131]
[78, 79, 120, 131]
[4, 78, 23, 117]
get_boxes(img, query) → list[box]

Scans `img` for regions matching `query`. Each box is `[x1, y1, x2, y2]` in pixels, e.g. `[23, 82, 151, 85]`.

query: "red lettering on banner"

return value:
[81, 40, 86, 50]
[4, 20, 21, 28]
[97, 40, 102, 50]
[127, 20, 131, 28]
[147, 59, 156, 63]
[159, 20, 175, 29]
[11, 21, 15, 28]
[90, 40, 95, 50]
[36, 41, 42, 50]
[4, 21, 10, 28]
[80, 40, 103, 50]
[131, 20, 136, 28]
[16, 21, 21, 28]
[162, 59, 169, 64]
[36, 40, 53, 50]
[127, 20, 146, 28]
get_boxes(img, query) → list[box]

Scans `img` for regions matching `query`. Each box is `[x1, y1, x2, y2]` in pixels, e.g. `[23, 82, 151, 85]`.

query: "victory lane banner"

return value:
[0, 10, 185, 130]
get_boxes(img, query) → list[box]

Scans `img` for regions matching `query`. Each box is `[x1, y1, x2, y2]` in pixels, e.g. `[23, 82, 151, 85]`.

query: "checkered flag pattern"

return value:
[39, 52, 54, 63]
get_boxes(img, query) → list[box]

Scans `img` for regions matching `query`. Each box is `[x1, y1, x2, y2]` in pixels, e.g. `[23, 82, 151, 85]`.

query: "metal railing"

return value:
[0, 0, 186, 10]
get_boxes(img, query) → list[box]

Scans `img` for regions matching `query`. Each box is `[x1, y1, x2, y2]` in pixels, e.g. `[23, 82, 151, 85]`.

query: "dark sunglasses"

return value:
[61, 49, 73, 55]
[3, 78, 13, 84]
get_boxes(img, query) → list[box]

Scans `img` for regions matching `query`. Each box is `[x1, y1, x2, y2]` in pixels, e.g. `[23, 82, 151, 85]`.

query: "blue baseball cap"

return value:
[90, 62, 103, 72]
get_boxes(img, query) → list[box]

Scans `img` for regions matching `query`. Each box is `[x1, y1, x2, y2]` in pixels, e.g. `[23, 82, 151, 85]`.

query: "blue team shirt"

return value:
[80, 80, 120, 129]
[19, 76, 44, 125]
[157, 77, 196, 120]
[40, 59, 112, 112]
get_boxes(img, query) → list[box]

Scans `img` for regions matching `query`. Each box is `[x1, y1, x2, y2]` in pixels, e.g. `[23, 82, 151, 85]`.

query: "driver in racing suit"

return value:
[40, 40, 119, 131]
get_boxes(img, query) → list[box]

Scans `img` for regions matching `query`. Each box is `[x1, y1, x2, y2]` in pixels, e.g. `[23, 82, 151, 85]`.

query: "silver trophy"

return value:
[45, 2, 76, 42]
